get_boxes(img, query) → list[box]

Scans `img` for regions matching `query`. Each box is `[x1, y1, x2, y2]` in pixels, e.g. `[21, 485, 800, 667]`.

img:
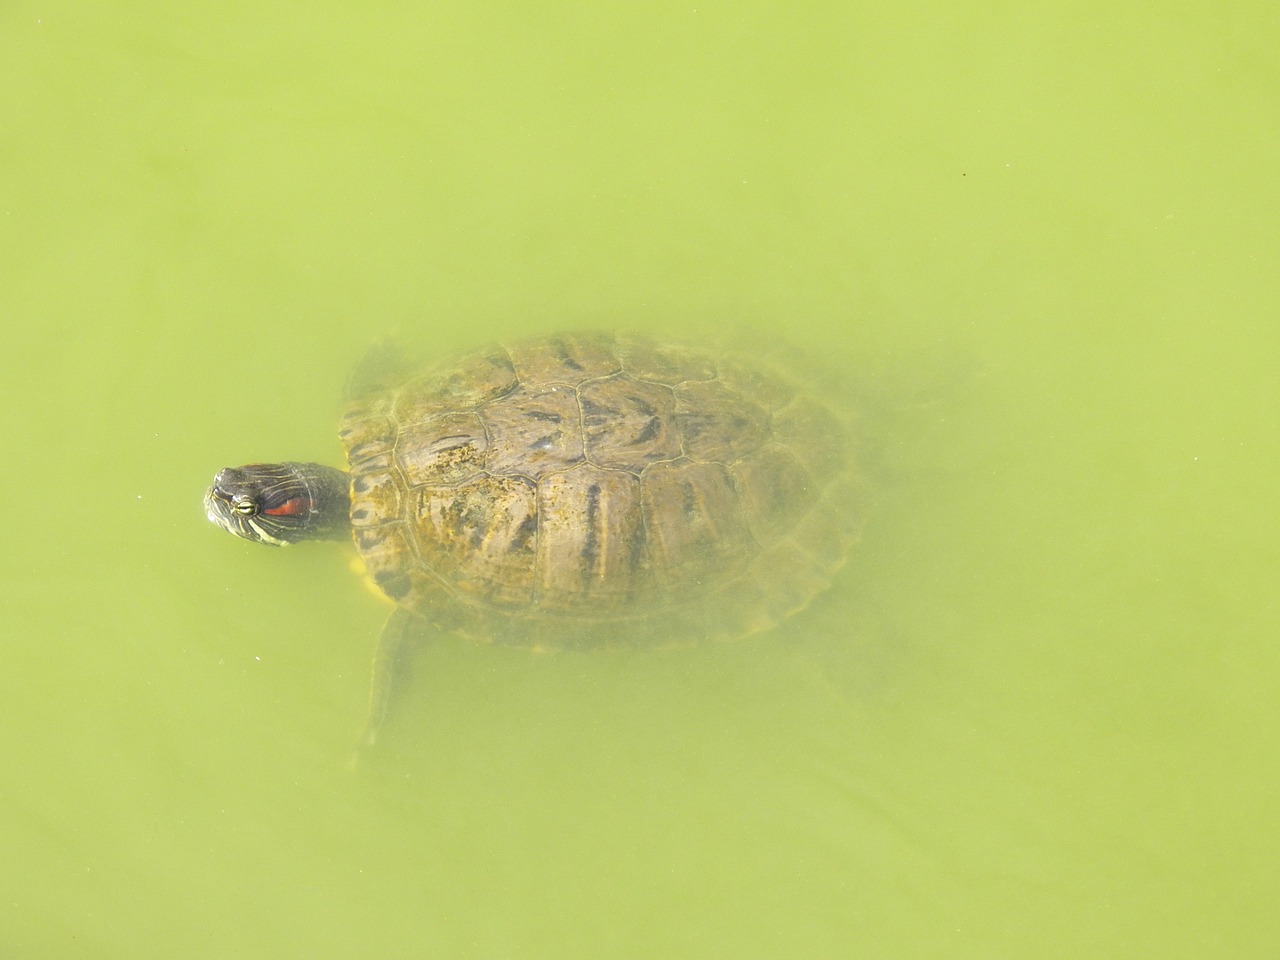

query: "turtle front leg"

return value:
[350, 607, 422, 764]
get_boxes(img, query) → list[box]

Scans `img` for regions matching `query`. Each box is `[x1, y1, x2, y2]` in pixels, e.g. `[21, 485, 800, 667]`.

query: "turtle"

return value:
[204, 331, 863, 746]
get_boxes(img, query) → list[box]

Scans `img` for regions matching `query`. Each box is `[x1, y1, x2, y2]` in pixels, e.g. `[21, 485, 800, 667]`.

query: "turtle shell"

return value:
[336, 332, 861, 649]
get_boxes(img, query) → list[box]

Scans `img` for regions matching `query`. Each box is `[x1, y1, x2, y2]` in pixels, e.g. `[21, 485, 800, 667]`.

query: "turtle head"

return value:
[204, 462, 351, 546]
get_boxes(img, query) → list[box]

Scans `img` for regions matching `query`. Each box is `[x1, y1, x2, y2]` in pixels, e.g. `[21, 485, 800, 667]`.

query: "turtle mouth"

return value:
[205, 488, 288, 545]
[204, 471, 293, 546]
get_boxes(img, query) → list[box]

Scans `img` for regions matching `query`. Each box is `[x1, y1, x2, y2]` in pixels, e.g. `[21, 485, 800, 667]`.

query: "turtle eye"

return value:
[232, 495, 258, 516]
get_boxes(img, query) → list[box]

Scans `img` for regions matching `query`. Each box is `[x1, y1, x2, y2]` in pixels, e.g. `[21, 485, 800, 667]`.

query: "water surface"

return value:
[2, 2, 1277, 957]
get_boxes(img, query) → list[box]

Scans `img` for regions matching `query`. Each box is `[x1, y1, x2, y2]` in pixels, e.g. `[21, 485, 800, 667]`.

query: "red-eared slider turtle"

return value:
[205, 332, 862, 745]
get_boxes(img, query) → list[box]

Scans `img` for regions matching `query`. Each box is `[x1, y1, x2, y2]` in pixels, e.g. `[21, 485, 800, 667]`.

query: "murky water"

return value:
[2, 2, 1277, 957]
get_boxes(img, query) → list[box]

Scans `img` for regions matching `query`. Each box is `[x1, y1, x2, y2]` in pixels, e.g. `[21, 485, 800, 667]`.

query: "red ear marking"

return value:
[263, 497, 311, 517]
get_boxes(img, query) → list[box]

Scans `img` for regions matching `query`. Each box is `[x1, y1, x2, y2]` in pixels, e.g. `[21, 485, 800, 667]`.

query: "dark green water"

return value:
[3, 2, 1277, 957]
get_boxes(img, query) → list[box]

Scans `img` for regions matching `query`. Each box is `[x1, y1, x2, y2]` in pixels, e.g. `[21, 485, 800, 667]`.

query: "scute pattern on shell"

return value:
[338, 332, 861, 649]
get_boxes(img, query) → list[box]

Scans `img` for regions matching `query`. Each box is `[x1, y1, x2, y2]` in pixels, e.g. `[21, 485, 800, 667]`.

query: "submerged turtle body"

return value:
[335, 332, 861, 649]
